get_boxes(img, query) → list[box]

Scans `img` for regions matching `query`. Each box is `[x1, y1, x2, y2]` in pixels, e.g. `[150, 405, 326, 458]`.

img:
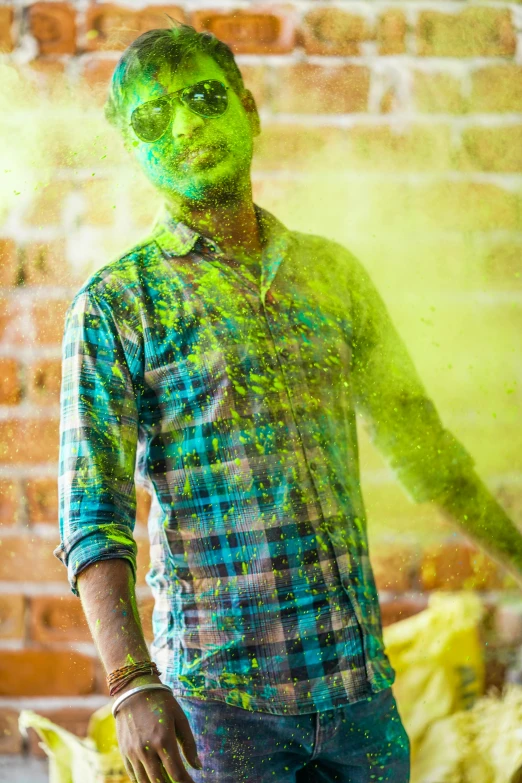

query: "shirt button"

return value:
[265, 290, 276, 306]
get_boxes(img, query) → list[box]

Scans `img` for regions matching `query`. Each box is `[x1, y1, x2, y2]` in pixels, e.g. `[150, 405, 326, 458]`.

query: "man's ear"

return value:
[241, 89, 261, 138]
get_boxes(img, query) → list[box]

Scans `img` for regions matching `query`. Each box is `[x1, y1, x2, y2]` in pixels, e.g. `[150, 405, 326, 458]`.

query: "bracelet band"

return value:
[107, 660, 161, 695]
[112, 683, 172, 718]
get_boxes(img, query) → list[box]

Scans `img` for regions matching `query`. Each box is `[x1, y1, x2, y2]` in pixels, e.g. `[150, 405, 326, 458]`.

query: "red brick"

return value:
[29, 595, 90, 644]
[25, 477, 58, 525]
[238, 64, 269, 109]
[470, 65, 522, 114]
[28, 2, 77, 56]
[136, 537, 151, 586]
[27, 359, 62, 406]
[136, 485, 152, 526]
[1, 533, 148, 585]
[0, 708, 22, 754]
[84, 4, 137, 50]
[377, 10, 406, 55]
[94, 656, 109, 696]
[460, 126, 522, 174]
[0, 649, 95, 696]
[22, 240, 71, 286]
[0, 295, 31, 347]
[253, 125, 343, 171]
[344, 124, 453, 172]
[0, 535, 64, 582]
[0, 595, 25, 639]
[84, 4, 185, 51]
[25, 180, 75, 226]
[417, 8, 516, 58]
[25, 58, 69, 103]
[379, 595, 428, 627]
[411, 182, 520, 232]
[0, 418, 60, 465]
[0, 358, 22, 404]
[0, 7, 14, 53]
[27, 706, 94, 756]
[27, 57, 66, 80]
[136, 5, 185, 35]
[259, 124, 453, 172]
[371, 545, 419, 592]
[378, 87, 400, 115]
[21, 59, 71, 105]
[420, 539, 503, 591]
[301, 8, 369, 56]
[274, 64, 370, 114]
[413, 71, 465, 114]
[79, 58, 118, 109]
[79, 179, 119, 226]
[0, 479, 21, 525]
[192, 8, 295, 55]
[0, 297, 8, 342]
[79, 55, 118, 99]
[33, 299, 69, 345]
[0, 238, 19, 287]
[129, 180, 161, 229]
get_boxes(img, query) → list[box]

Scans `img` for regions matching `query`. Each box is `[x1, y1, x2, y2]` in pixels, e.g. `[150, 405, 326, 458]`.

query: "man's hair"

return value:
[104, 21, 246, 134]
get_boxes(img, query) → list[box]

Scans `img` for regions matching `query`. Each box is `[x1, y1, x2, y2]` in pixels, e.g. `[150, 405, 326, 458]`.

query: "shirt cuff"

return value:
[53, 525, 138, 597]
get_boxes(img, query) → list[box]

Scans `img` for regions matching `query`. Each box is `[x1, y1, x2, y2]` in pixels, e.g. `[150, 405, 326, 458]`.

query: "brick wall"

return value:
[1, 0, 521, 758]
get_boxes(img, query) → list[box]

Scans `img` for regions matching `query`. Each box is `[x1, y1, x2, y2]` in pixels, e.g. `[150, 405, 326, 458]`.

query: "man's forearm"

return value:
[76, 556, 201, 783]
[436, 469, 522, 587]
[77, 558, 157, 681]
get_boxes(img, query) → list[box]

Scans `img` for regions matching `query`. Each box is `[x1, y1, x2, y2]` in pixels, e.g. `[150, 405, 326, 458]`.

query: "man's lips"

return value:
[178, 144, 226, 167]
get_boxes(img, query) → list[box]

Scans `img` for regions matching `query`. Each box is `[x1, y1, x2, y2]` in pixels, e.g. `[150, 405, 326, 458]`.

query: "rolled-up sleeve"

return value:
[54, 288, 140, 596]
[347, 252, 476, 505]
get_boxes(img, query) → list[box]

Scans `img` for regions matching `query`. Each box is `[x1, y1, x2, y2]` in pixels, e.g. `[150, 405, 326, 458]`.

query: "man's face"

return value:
[122, 52, 259, 203]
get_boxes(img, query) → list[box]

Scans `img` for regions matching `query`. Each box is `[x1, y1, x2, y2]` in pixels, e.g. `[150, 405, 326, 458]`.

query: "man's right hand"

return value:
[115, 681, 202, 783]
[75, 560, 202, 782]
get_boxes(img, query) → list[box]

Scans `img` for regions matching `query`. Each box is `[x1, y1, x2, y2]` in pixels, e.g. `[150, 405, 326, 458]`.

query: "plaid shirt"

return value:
[56, 204, 475, 715]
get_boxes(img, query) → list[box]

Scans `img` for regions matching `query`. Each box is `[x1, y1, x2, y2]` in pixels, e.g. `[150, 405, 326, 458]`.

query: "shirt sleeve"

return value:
[54, 288, 140, 596]
[346, 252, 476, 505]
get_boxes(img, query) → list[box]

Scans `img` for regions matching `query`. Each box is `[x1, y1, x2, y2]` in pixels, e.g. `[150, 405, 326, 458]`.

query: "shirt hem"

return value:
[167, 677, 394, 715]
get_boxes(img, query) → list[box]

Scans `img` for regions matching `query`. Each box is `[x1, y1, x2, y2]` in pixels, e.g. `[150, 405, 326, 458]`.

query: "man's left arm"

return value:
[346, 250, 522, 588]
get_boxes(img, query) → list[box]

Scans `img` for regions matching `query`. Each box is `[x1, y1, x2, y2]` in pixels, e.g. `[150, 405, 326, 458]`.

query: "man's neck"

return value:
[164, 187, 263, 279]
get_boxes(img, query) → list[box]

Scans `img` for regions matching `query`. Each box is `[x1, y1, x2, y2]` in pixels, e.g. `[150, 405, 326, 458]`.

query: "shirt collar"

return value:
[151, 202, 292, 296]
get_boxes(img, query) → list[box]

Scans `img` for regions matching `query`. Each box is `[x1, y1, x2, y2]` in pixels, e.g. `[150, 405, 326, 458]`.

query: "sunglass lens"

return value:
[185, 81, 228, 118]
[131, 97, 171, 142]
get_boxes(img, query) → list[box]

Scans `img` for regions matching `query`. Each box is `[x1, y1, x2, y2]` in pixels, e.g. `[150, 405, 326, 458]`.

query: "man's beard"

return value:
[176, 164, 250, 207]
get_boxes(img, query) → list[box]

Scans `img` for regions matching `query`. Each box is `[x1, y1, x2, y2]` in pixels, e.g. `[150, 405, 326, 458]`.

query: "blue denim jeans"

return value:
[176, 686, 410, 782]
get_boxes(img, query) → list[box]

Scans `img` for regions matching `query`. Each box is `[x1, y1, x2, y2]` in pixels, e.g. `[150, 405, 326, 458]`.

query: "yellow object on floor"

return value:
[18, 702, 129, 783]
[411, 684, 522, 783]
[383, 590, 485, 761]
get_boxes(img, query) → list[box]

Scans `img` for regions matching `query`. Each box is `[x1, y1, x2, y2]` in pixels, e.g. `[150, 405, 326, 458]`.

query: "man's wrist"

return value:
[113, 671, 162, 697]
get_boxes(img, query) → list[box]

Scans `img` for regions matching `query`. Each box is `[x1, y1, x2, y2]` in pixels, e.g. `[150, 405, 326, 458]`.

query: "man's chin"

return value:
[178, 169, 246, 204]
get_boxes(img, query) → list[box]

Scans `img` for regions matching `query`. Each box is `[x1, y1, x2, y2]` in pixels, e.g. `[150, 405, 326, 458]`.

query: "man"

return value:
[55, 22, 522, 783]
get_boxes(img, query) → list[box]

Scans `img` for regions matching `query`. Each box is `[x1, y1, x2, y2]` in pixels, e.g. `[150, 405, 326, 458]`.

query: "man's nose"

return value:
[170, 102, 205, 140]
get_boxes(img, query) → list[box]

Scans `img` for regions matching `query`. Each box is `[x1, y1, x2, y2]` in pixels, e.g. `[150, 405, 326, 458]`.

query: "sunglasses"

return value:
[129, 79, 230, 143]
